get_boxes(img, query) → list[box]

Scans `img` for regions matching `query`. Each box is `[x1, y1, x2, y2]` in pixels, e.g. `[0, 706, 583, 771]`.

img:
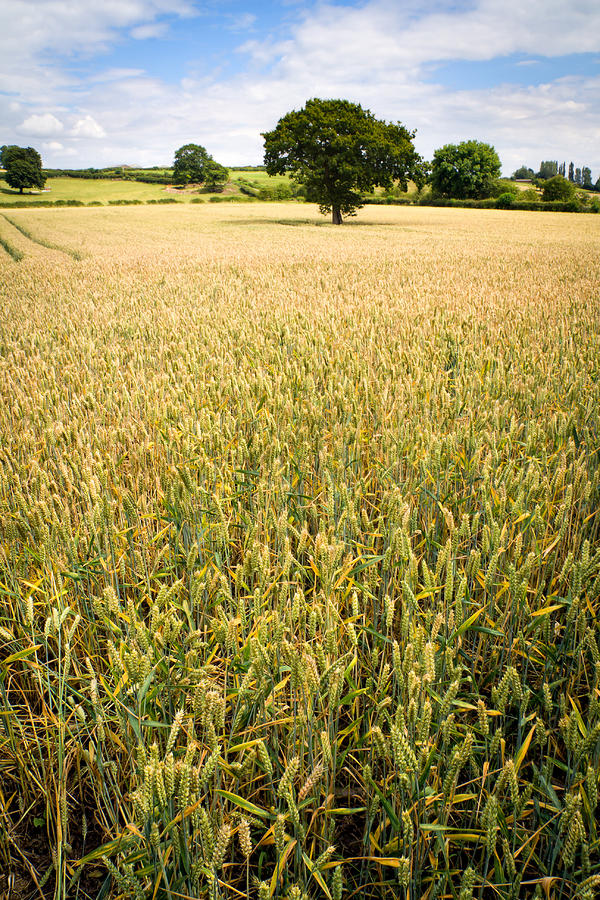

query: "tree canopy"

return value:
[430, 140, 501, 199]
[172, 144, 228, 188]
[262, 98, 423, 224]
[1, 145, 45, 193]
[538, 161, 559, 180]
[512, 165, 535, 180]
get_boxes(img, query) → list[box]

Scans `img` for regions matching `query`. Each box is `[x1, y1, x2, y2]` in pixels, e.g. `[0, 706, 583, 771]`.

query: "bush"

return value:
[208, 195, 255, 203]
[258, 184, 294, 201]
[362, 196, 414, 206]
[542, 176, 576, 202]
[146, 198, 179, 204]
[495, 193, 515, 209]
[108, 199, 143, 205]
[237, 182, 261, 198]
[488, 179, 520, 199]
[134, 174, 172, 185]
[0, 198, 86, 208]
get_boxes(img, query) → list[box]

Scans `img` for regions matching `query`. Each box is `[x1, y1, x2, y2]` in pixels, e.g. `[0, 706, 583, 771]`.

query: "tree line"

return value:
[513, 161, 598, 189]
[3, 99, 599, 222]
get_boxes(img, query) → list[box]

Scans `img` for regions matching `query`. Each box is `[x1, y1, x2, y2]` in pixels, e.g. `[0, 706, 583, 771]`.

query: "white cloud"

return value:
[0, 0, 599, 173]
[0, 0, 198, 98]
[17, 112, 64, 136]
[91, 68, 146, 82]
[72, 115, 106, 138]
[131, 22, 169, 39]
[43, 140, 64, 150]
[227, 13, 256, 32]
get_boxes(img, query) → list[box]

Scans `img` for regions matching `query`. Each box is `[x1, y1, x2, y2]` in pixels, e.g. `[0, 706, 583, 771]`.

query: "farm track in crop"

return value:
[1, 213, 83, 259]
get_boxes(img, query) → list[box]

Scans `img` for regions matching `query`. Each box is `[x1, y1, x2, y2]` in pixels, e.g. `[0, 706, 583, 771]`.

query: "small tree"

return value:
[512, 165, 535, 180]
[173, 144, 210, 185]
[582, 167, 592, 188]
[1, 145, 45, 193]
[172, 144, 228, 190]
[430, 140, 501, 199]
[262, 98, 423, 224]
[541, 175, 576, 202]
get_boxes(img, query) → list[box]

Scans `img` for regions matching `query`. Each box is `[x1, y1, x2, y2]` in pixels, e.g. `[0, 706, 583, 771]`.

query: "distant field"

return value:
[0, 175, 173, 203]
[232, 169, 293, 187]
[1, 203, 600, 900]
[0, 169, 293, 205]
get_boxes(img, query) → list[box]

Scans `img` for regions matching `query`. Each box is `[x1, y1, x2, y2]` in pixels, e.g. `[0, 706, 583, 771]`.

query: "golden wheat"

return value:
[1, 202, 599, 900]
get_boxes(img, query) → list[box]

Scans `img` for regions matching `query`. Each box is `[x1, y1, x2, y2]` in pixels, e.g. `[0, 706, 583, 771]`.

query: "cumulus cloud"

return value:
[43, 140, 64, 150]
[0, 0, 599, 171]
[0, 0, 198, 98]
[17, 113, 64, 136]
[72, 115, 106, 138]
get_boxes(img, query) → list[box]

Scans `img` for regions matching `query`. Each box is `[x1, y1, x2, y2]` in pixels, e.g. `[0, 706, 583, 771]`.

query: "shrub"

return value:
[495, 193, 515, 209]
[488, 179, 520, 199]
[258, 184, 294, 201]
[542, 176, 576, 202]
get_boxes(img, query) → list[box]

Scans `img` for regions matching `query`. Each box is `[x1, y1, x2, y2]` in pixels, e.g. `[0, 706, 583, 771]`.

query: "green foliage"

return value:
[542, 175, 576, 202]
[258, 183, 294, 201]
[172, 145, 228, 189]
[262, 98, 423, 223]
[512, 165, 535, 180]
[173, 144, 210, 185]
[538, 160, 559, 180]
[204, 160, 229, 190]
[495, 192, 515, 209]
[488, 179, 520, 199]
[0, 199, 87, 208]
[1, 144, 41, 169]
[430, 140, 501, 199]
[1, 145, 45, 193]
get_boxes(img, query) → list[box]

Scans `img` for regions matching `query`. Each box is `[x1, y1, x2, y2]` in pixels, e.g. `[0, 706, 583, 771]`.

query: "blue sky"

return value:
[1, 0, 599, 176]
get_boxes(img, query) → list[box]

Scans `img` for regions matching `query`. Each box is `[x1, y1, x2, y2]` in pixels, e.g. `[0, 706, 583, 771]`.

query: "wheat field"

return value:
[1, 203, 599, 900]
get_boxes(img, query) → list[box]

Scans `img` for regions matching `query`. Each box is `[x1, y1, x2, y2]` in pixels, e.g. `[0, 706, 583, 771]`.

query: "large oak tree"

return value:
[262, 98, 423, 224]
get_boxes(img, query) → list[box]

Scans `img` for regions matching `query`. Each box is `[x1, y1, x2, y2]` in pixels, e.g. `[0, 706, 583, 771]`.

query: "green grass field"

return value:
[0, 170, 294, 205]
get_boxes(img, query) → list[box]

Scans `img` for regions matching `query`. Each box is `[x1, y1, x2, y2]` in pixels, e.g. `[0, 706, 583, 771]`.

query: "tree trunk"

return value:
[19, 187, 23, 194]
[332, 206, 343, 225]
